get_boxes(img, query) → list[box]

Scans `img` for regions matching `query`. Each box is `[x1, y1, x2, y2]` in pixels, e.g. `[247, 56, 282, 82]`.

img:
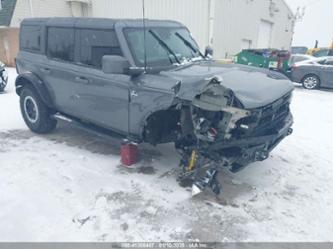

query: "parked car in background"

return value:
[0, 61, 8, 92]
[312, 48, 333, 58]
[291, 46, 308, 55]
[291, 56, 333, 89]
[288, 54, 315, 67]
[284, 54, 315, 78]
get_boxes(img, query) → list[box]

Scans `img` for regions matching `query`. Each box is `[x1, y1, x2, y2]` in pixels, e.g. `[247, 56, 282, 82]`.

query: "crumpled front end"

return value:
[176, 76, 293, 195]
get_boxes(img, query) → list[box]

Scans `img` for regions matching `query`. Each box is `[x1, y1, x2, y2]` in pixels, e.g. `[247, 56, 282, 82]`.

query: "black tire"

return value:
[302, 74, 320, 90]
[0, 79, 6, 92]
[19, 85, 57, 133]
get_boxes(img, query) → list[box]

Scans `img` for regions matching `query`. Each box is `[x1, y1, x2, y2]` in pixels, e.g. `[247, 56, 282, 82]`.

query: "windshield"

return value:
[124, 27, 202, 67]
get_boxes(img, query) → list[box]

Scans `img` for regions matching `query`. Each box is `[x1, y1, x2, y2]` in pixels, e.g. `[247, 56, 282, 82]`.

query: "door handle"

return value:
[75, 76, 89, 84]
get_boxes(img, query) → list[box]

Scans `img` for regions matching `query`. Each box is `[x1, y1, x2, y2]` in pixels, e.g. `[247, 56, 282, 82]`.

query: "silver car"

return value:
[288, 54, 315, 68]
[291, 56, 333, 89]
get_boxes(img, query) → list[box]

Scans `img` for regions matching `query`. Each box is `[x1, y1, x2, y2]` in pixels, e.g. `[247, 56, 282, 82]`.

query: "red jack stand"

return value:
[121, 140, 139, 166]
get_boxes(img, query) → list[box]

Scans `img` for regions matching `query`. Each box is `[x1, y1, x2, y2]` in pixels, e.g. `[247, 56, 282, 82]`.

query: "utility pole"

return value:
[289, 6, 305, 47]
[207, 0, 215, 47]
[294, 6, 306, 22]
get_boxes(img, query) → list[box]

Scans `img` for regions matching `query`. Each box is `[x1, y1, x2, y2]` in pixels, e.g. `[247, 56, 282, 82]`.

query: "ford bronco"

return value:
[16, 18, 294, 194]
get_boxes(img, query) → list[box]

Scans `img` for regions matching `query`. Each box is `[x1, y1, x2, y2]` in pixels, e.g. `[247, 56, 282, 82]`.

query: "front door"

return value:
[72, 67, 130, 134]
[320, 58, 333, 87]
[70, 28, 130, 134]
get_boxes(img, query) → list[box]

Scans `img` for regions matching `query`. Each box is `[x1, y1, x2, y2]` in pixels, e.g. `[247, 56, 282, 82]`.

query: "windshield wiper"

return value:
[175, 32, 206, 60]
[148, 29, 181, 65]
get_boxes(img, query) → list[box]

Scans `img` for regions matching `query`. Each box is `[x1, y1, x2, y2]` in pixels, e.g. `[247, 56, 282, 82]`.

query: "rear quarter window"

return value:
[20, 25, 41, 52]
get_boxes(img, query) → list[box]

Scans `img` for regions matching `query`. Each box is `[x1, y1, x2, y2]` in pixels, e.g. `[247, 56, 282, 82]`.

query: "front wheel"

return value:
[302, 74, 320, 90]
[0, 75, 7, 92]
[20, 85, 57, 133]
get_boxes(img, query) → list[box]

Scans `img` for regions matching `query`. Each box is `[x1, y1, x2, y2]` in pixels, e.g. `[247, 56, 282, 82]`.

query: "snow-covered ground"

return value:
[1, 68, 333, 241]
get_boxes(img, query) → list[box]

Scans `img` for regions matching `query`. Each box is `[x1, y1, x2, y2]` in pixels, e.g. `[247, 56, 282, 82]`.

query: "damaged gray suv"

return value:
[16, 18, 294, 194]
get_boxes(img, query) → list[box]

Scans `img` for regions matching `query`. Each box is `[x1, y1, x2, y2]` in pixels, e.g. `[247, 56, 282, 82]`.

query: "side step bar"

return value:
[53, 113, 134, 142]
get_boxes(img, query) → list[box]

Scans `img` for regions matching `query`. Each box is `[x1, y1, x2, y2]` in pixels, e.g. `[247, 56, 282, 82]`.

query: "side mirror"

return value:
[102, 55, 130, 74]
[205, 46, 214, 57]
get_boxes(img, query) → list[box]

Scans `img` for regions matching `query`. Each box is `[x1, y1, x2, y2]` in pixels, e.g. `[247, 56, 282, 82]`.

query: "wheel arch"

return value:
[301, 73, 321, 84]
[15, 72, 55, 108]
[141, 106, 182, 145]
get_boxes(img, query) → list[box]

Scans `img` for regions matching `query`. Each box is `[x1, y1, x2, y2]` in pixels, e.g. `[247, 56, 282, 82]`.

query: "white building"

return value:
[3, 0, 295, 60]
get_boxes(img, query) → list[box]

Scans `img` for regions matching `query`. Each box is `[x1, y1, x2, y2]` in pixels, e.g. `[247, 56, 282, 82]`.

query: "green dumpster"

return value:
[234, 49, 290, 73]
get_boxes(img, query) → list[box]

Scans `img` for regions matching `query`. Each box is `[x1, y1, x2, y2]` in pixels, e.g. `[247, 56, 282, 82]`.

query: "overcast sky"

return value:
[285, 0, 332, 47]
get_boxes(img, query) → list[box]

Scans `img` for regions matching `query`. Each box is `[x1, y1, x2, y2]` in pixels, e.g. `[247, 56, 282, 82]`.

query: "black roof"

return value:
[0, 0, 17, 26]
[21, 17, 185, 29]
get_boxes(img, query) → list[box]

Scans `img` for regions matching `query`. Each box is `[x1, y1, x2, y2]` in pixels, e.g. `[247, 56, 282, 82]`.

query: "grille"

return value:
[236, 92, 292, 137]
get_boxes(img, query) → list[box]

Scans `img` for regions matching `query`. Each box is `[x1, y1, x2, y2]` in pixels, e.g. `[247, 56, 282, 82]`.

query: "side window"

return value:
[20, 25, 41, 52]
[79, 29, 122, 68]
[325, 59, 333, 66]
[313, 49, 329, 58]
[47, 27, 75, 62]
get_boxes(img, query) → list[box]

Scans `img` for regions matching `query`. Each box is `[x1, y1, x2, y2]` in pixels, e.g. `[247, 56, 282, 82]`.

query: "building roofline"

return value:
[281, 0, 295, 16]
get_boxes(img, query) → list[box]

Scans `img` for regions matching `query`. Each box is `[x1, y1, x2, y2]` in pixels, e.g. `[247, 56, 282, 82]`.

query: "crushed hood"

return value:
[159, 61, 294, 109]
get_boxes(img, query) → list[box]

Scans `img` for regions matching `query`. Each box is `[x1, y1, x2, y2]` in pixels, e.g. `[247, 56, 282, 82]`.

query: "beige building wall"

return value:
[0, 28, 20, 66]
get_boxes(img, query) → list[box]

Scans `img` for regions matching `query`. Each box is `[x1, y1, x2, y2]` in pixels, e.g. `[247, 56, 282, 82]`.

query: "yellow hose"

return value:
[188, 150, 197, 171]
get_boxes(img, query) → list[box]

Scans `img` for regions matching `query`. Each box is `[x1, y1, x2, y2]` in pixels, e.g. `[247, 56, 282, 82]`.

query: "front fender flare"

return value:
[15, 72, 54, 108]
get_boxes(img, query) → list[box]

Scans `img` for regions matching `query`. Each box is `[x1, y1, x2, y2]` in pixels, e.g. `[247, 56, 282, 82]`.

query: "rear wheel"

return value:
[302, 74, 320, 90]
[0, 84, 5, 92]
[20, 85, 57, 133]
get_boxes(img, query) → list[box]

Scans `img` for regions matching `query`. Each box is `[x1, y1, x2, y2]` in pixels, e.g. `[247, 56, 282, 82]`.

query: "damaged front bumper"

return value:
[178, 111, 293, 196]
[208, 113, 293, 172]
[175, 78, 294, 195]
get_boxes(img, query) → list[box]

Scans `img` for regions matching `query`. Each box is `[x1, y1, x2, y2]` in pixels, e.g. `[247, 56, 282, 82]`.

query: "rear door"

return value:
[70, 28, 130, 133]
[43, 26, 79, 115]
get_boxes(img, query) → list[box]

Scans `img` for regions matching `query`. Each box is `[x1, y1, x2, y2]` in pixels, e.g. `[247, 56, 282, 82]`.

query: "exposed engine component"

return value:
[175, 83, 293, 196]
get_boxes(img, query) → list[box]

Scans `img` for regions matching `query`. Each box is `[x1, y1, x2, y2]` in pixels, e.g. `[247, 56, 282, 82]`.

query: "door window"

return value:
[313, 49, 329, 57]
[47, 27, 75, 62]
[79, 29, 122, 68]
[325, 59, 333, 66]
